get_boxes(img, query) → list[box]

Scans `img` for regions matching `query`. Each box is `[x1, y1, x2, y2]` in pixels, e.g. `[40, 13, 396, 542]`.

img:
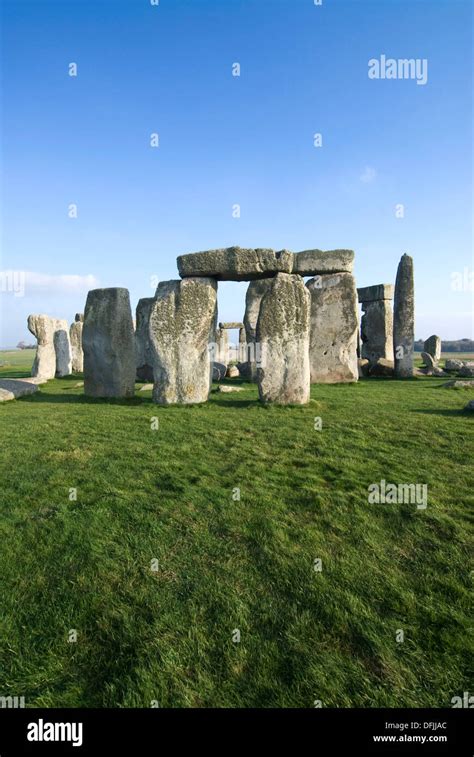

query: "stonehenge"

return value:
[135, 298, 155, 382]
[177, 246, 354, 281]
[149, 277, 217, 405]
[28, 314, 72, 380]
[393, 254, 415, 378]
[70, 314, 84, 373]
[307, 272, 359, 383]
[358, 284, 394, 367]
[243, 279, 272, 381]
[256, 273, 310, 404]
[424, 334, 441, 362]
[83, 288, 136, 398]
[25, 249, 421, 405]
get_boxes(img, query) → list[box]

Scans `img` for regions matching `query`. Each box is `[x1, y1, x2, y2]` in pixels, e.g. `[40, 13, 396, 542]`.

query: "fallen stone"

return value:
[83, 288, 136, 398]
[75, 381, 84, 387]
[357, 284, 394, 303]
[149, 278, 217, 404]
[369, 358, 394, 377]
[139, 383, 154, 391]
[393, 254, 415, 378]
[135, 297, 155, 383]
[464, 400, 474, 411]
[431, 367, 449, 377]
[293, 249, 354, 275]
[69, 320, 84, 373]
[442, 380, 474, 389]
[306, 272, 359, 383]
[459, 365, 474, 378]
[0, 379, 39, 402]
[444, 359, 466, 371]
[257, 273, 310, 404]
[423, 335, 441, 362]
[217, 385, 244, 393]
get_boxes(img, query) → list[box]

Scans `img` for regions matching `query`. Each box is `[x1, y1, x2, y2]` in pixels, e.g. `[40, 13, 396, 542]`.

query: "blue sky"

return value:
[1, 0, 472, 347]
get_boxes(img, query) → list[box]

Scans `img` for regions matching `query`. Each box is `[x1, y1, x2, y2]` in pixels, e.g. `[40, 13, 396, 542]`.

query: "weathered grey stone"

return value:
[177, 247, 293, 281]
[0, 379, 39, 402]
[444, 359, 466, 371]
[361, 299, 394, 365]
[293, 249, 354, 275]
[459, 365, 474, 378]
[357, 284, 394, 303]
[431, 367, 449, 377]
[212, 362, 227, 381]
[75, 313, 84, 322]
[423, 335, 441, 361]
[28, 314, 57, 380]
[83, 288, 136, 398]
[306, 273, 359, 383]
[464, 399, 474, 411]
[215, 327, 229, 366]
[369, 358, 394, 377]
[135, 298, 155, 382]
[421, 351, 436, 369]
[243, 279, 273, 381]
[226, 365, 240, 378]
[393, 254, 414, 378]
[178, 246, 354, 280]
[256, 273, 310, 404]
[217, 385, 244, 393]
[149, 278, 217, 404]
[69, 320, 84, 373]
[219, 321, 244, 330]
[442, 380, 474, 389]
[53, 319, 72, 377]
[139, 383, 154, 391]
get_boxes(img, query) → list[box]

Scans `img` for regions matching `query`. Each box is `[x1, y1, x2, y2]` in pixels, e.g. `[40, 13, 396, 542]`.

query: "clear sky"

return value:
[1, 0, 472, 348]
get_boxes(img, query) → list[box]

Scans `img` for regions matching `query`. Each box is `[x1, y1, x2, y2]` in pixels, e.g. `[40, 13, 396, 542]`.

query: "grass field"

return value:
[0, 350, 472, 708]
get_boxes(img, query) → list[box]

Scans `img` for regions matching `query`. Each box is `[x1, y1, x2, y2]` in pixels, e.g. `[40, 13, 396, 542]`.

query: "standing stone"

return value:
[149, 278, 217, 404]
[256, 273, 310, 404]
[243, 279, 272, 381]
[70, 319, 84, 373]
[83, 288, 136, 398]
[75, 313, 84, 323]
[135, 298, 155, 382]
[215, 327, 229, 366]
[28, 315, 57, 380]
[306, 273, 359, 383]
[421, 351, 436, 369]
[393, 254, 415, 378]
[423, 335, 441, 362]
[360, 299, 394, 366]
[54, 319, 72, 377]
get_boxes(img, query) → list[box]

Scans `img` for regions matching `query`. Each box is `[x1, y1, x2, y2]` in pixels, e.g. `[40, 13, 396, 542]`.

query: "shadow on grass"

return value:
[19, 393, 152, 406]
[413, 408, 471, 417]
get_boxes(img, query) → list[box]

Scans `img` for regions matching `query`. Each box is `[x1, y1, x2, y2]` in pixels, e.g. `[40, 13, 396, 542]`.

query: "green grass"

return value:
[0, 350, 472, 708]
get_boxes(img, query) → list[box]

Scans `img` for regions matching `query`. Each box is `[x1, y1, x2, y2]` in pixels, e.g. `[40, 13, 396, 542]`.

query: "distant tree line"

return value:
[16, 341, 36, 350]
[414, 338, 474, 352]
